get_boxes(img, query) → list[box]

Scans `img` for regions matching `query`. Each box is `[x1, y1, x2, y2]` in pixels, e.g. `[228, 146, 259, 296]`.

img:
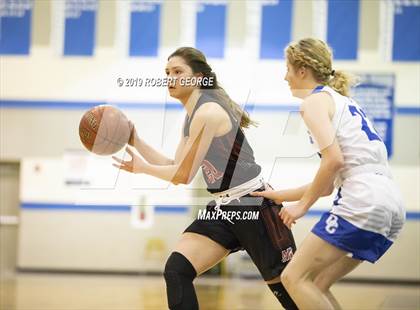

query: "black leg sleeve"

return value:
[268, 282, 299, 310]
[164, 252, 199, 310]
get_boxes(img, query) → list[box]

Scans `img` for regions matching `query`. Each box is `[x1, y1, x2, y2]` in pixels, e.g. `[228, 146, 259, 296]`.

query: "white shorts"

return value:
[312, 172, 405, 263]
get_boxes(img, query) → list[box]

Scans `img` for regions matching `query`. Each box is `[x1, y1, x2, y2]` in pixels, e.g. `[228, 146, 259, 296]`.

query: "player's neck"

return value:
[182, 89, 202, 116]
[298, 81, 322, 99]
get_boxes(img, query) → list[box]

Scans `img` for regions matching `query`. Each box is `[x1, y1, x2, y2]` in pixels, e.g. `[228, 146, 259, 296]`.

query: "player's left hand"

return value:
[279, 202, 307, 229]
[112, 146, 146, 173]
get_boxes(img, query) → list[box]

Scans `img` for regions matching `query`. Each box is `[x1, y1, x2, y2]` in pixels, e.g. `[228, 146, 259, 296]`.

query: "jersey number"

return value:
[348, 105, 381, 142]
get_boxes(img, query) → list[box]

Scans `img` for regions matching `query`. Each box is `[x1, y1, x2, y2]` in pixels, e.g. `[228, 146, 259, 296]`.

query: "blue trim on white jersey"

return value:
[333, 187, 342, 206]
[311, 85, 325, 94]
[312, 212, 393, 263]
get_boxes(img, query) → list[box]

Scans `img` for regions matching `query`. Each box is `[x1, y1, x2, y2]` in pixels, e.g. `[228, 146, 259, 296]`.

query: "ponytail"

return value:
[327, 70, 356, 97]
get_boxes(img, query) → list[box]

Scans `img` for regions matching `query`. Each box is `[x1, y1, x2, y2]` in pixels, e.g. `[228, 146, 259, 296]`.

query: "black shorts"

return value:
[184, 195, 296, 281]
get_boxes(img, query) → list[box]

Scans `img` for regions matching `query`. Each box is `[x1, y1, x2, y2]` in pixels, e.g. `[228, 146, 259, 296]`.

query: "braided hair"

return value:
[285, 38, 356, 97]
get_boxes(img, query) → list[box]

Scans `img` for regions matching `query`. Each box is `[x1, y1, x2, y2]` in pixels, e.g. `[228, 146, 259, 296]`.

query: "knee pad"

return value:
[268, 282, 298, 310]
[164, 252, 197, 309]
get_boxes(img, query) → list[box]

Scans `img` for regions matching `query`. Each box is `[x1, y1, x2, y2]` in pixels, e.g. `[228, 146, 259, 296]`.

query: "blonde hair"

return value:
[285, 38, 356, 97]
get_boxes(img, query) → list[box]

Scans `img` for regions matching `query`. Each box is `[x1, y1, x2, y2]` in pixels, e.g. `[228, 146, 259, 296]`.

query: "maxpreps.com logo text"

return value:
[197, 206, 259, 224]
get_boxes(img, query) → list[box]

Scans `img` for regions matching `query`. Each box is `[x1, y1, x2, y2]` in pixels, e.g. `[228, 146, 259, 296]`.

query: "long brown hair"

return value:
[285, 38, 356, 97]
[168, 47, 257, 128]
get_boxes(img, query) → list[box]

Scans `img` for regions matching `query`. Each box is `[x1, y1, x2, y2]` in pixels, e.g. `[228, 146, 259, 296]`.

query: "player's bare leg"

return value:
[280, 233, 349, 310]
[314, 256, 362, 309]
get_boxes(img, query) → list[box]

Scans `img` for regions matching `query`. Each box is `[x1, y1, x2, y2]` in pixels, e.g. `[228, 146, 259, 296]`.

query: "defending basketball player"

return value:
[251, 38, 406, 309]
[112, 47, 298, 310]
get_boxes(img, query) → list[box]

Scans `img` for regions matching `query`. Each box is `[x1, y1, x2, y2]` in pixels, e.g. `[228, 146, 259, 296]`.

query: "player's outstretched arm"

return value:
[113, 103, 222, 185]
[251, 184, 311, 203]
[251, 180, 335, 203]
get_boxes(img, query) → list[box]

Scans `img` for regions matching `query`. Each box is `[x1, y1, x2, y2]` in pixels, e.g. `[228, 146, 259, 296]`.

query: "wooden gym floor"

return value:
[1, 272, 419, 310]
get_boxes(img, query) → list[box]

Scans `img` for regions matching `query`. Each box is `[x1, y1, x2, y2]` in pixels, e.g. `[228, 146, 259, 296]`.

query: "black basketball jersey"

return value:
[183, 91, 261, 193]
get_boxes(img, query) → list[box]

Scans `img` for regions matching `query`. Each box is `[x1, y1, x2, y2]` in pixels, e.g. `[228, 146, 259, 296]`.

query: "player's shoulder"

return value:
[195, 101, 228, 124]
[301, 90, 334, 112]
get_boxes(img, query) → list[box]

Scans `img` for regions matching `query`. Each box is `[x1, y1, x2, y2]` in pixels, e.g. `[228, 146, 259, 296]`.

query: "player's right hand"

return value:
[250, 190, 283, 205]
[112, 146, 146, 174]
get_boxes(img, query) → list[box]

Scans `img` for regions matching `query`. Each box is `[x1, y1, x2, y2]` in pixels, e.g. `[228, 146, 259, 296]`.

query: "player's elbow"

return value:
[322, 184, 335, 196]
[325, 156, 344, 172]
[172, 176, 188, 185]
[172, 178, 191, 185]
[171, 170, 193, 185]
[334, 158, 344, 171]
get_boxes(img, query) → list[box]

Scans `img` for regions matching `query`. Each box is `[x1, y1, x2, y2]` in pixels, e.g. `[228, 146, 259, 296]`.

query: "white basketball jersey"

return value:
[311, 85, 389, 174]
[308, 86, 405, 242]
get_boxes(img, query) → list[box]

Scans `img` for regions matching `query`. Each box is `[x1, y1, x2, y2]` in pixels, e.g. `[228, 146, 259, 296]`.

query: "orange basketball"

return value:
[79, 105, 131, 155]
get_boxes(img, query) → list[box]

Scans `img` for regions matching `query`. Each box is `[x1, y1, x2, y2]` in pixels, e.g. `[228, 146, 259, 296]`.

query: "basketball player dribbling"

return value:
[252, 38, 405, 309]
[112, 47, 298, 310]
